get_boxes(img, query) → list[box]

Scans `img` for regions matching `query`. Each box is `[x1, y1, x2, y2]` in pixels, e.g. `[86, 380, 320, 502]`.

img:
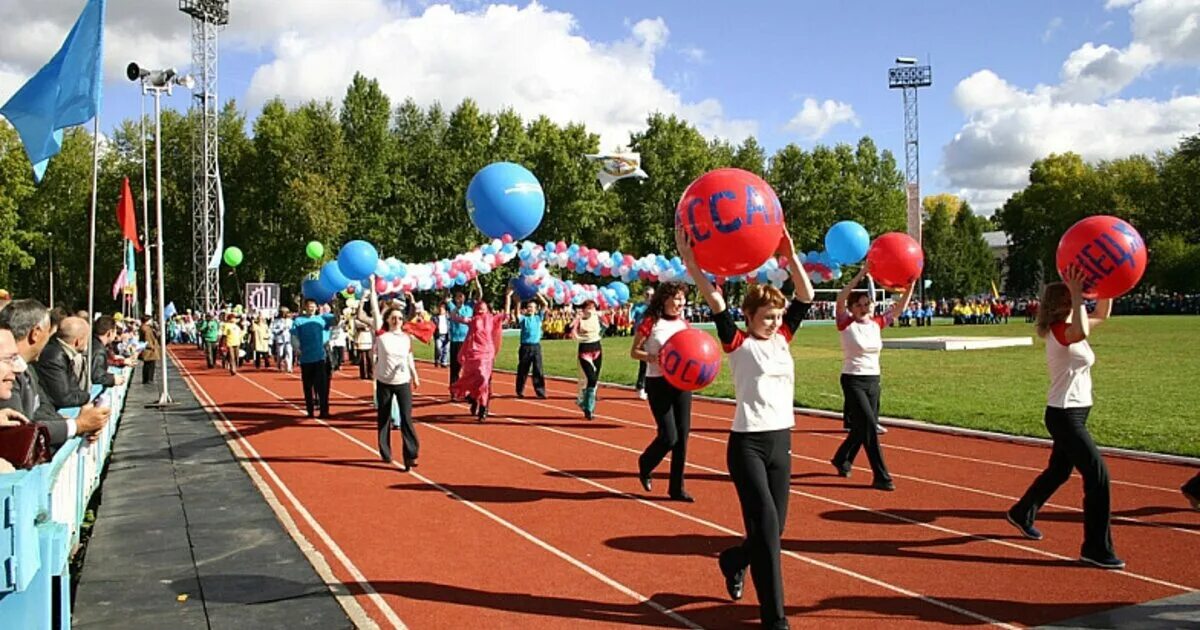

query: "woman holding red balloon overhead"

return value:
[631, 282, 695, 502]
[829, 267, 915, 491]
[569, 300, 605, 420]
[678, 224, 813, 630]
[1006, 266, 1124, 569]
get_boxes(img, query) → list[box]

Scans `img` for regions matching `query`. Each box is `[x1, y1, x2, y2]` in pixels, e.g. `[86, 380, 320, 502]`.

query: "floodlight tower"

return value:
[180, 0, 229, 314]
[888, 57, 932, 244]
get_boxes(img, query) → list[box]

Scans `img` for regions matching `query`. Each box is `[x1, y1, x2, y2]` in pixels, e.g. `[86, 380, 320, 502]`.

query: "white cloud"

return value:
[679, 46, 705, 63]
[1043, 17, 1064, 43]
[243, 3, 756, 147]
[942, 0, 1200, 213]
[783, 98, 859, 141]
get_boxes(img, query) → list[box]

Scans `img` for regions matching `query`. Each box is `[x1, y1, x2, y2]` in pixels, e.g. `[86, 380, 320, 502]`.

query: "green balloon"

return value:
[223, 246, 243, 267]
[306, 241, 324, 260]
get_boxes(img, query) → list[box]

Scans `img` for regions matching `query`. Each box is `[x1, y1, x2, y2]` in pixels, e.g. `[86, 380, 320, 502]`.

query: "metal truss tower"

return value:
[180, 0, 228, 313]
[888, 59, 932, 244]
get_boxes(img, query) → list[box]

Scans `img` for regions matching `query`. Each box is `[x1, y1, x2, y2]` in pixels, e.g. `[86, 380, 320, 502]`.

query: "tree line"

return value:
[2, 72, 1013, 311]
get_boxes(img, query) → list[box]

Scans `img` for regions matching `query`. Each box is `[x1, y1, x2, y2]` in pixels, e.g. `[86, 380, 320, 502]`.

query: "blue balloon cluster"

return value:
[466, 162, 546, 240]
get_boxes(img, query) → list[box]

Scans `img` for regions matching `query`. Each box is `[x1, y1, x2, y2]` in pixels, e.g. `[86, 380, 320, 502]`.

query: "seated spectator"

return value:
[0, 302, 110, 447]
[38, 316, 93, 409]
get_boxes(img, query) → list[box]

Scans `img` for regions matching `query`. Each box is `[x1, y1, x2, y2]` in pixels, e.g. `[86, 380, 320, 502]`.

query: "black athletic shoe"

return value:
[477, 406, 488, 422]
[469, 399, 478, 416]
[669, 491, 695, 503]
[1005, 509, 1043, 541]
[718, 551, 745, 601]
[1183, 485, 1200, 510]
[871, 479, 895, 492]
[831, 458, 851, 478]
[1080, 552, 1125, 570]
[638, 472, 652, 492]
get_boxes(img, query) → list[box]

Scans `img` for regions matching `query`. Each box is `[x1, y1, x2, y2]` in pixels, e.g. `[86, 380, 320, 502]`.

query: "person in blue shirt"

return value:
[291, 298, 338, 418]
[630, 287, 654, 400]
[508, 286, 548, 399]
[446, 284, 481, 399]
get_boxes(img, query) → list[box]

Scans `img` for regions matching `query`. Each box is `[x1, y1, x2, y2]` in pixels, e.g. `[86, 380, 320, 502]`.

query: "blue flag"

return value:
[164, 302, 177, 320]
[0, 0, 105, 182]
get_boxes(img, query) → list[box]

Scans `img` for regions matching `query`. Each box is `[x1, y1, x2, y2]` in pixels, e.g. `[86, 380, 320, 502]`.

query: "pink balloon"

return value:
[375, 278, 387, 293]
[556, 241, 567, 253]
[501, 234, 513, 244]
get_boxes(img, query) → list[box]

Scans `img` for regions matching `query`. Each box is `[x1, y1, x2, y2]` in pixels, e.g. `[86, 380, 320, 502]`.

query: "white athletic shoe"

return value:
[876, 424, 888, 435]
[638, 389, 647, 400]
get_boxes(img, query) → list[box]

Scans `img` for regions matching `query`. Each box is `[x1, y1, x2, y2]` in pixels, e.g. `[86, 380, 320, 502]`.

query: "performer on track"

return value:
[1007, 266, 1124, 570]
[829, 268, 915, 491]
[373, 306, 421, 470]
[678, 224, 813, 630]
[450, 291, 508, 422]
[631, 281, 695, 502]
[569, 299, 605, 420]
[292, 299, 338, 418]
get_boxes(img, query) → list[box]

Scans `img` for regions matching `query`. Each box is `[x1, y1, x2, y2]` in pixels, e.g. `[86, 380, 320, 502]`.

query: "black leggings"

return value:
[449, 341, 464, 386]
[832, 374, 891, 483]
[637, 376, 692, 495]
[721, 428, 791, 627]
[376, 381, 418, 464]
[578, 343, 602, 388]
[1012, 406, 1114, 558]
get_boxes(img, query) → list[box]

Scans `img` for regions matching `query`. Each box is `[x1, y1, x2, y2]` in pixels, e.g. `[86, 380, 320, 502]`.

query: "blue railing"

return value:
[0, 368, 131, 629]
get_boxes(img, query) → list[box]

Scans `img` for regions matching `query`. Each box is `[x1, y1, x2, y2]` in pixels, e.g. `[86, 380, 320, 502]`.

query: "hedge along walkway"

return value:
[414, 315, 1199, 457]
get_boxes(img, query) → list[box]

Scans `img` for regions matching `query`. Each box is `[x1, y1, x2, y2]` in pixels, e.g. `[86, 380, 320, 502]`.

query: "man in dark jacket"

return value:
[90, 315, 126, 389]
[0, 301, 109, 447]
[37, 316, 92, 408]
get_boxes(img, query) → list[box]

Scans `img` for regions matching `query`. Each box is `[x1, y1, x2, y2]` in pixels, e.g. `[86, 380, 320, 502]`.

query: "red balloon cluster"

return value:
[675, 168, 784, 276]
[1055, 215, 1146, 299]
[866, 232, 924, 290]
[659, 329, 721, 392]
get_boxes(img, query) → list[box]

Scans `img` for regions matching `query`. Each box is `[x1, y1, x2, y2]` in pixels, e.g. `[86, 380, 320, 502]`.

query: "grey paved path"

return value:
[73, 362, 355, 629]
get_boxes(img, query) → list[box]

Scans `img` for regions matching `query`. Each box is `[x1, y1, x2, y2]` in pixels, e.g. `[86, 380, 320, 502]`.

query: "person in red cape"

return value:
[449, 294, 510, 421]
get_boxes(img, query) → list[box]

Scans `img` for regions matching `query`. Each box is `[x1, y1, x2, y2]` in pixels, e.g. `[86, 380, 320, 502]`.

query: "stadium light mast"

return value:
[888, 57, 932, 245]
[179, 0, 229, 315]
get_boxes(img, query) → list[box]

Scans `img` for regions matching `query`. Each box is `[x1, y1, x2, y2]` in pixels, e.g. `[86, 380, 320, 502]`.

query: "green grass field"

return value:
[416, 316, 1200, 457]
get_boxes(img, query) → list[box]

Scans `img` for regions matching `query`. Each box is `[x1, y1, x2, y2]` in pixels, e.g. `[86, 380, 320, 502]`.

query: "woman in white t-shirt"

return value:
[372, 307, 421, 470]
[678, 225, 813, 630]
[830, 267, 914, 491]
[1008, 266, 1122, 569]
[631, 282, 694, 501]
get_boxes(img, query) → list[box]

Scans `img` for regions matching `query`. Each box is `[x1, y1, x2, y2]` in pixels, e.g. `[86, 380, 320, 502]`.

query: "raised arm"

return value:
[1089, 297, 1112, 329]
[837, 266, 869, 315]
[779, 226, 814, 303]
[1063, 265, 1092, 343]
[888, 281, 917, 323]
[504, 285, 514, 315]
[675, 224, 726, 313]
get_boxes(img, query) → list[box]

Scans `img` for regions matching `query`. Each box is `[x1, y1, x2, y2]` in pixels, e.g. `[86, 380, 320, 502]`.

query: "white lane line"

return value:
[171, 351, 394, 630]
[323, 383, 1021, 629]
[509, 375, 1200, 538]
[251, 370, 704, 630]
[531, 373, 1186, 494]
[413, 371, 1196, 593]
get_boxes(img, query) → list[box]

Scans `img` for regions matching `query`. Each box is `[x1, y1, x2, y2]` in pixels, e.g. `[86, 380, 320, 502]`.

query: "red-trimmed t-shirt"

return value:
[712, 300, 811, 433]
[1046, 322, 1094, 408]
[637, 315, 689, 378]
[836, 312, 893, 375]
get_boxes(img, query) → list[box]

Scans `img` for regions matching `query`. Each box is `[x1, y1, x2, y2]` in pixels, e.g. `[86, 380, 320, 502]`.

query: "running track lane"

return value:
[171, 346, 1199, 628]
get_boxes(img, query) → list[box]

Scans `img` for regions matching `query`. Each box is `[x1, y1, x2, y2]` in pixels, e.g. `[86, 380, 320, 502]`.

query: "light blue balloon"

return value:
[337, 240, 379, 281]
[395, 264, 407, 279]
[319, 261, 351, 294]
[609, 281, 630, 303]
[466, 162, 546, 239]
[825, 221, 871, 265]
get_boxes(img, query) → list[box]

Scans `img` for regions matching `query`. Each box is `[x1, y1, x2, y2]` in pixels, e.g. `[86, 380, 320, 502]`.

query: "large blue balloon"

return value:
[609, 281, 630, 304]
[511, 278, 539, 301]
[825, 221, 871, 265]
[319, 261, 351, 294]
[337, 240, 379, 281]
[302, 278, 335, 304]
[466, 162, 545, 239]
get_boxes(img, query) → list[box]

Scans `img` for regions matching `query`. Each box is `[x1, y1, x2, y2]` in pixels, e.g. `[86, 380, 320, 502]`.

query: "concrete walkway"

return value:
[73, 363, 354, 629]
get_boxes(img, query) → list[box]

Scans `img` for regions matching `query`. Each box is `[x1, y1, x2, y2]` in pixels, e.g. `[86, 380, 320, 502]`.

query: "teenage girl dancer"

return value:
[631, 282, 694, 501]
[1007, 266, 1123, 569]
[678, 224, 813, 630]
[570, 300, 604, 420]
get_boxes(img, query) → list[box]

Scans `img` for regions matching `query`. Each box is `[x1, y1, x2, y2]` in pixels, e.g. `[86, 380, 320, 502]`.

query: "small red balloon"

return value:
[658, 328, 722, 392]
[1055, 216, 1146, 299]
[866, 232, 924, 290]
[675, 168, 784, 276]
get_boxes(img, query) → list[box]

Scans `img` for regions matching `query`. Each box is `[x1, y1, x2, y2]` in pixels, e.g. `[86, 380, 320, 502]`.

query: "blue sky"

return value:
[3, 0, 1198, 213]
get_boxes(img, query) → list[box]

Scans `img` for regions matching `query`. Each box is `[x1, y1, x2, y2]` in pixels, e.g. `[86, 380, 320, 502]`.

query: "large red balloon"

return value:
[675, 168, 784, 276]
[1056, 215, 1146, 299]
[658, 328, 721, 392]
[866, 232, 924, 290]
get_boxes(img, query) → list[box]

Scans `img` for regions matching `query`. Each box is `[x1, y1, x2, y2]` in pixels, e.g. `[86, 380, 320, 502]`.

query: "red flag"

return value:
[115, 177, 142, 251]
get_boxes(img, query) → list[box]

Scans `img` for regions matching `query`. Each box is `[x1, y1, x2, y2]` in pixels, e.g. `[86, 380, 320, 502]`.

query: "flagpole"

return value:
[86, 114, 100, 391]
[152, 86, 174, 405]
[141, 92, 152, 317]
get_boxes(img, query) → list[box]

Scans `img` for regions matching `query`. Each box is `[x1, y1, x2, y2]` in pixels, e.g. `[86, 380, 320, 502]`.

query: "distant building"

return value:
[982, 230, 1011, 288]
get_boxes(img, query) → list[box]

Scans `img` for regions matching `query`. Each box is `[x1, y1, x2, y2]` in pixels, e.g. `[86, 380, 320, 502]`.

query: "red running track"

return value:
[169, 345, 1199, 629]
